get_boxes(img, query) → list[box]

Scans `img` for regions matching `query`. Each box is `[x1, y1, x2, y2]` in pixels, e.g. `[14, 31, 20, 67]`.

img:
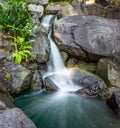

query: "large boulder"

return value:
[5, 62, 31, 94]
[96, 58, 120, 87]
[31, 27, 50, 63]
[0, 108, 36, 128]
[71, 68, 109, 98]
[54, 15, 120, 61]
[0, 82, 36, 128]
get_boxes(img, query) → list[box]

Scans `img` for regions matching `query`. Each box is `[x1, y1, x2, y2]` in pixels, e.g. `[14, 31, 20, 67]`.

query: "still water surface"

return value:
[14, 90, 120, 128]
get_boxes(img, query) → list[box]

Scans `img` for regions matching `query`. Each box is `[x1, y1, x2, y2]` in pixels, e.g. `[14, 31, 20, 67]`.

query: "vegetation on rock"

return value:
[0, 0, 34, 64]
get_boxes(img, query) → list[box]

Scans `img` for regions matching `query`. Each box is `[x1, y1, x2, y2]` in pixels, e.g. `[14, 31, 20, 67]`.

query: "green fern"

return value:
[11, 36, 34, 64]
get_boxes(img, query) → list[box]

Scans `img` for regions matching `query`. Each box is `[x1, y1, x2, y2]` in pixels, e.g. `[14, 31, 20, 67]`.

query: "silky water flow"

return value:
[14, 15, 120, 128]
[41, 15, 79, 92]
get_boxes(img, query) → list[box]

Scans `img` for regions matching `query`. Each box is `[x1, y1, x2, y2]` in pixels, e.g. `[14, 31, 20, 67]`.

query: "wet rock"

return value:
[106, 92, 120, 116]
[96, 59, 120, 87]
[31, 27, 50, 63]
[44, 77, 59, 92]
[0, 108, 37, 128]
[71, 68, 108, 98]
[54, 15, 120, 61]
[5, 62, 31, 94]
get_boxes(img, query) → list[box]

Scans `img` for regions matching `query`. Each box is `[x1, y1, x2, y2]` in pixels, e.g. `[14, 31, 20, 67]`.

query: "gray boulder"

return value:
[54, 15, 120, 61]
[71, 68, 109, 98]
[0, 108, 36, 128]
[43, 77, 59, 92]
[28, 4, 44, 25]
[31, 27, 50, 63]
[5, 62, 31, 94]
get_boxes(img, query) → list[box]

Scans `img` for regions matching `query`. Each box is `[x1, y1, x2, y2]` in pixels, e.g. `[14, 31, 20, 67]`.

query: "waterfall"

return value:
[41, 15, 65, 72]
[41, 15, 78, 91]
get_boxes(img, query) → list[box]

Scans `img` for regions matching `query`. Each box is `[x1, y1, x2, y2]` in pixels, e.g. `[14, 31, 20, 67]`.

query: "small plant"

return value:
[5, 72, 11, 79]
[11, 36, 34, 64]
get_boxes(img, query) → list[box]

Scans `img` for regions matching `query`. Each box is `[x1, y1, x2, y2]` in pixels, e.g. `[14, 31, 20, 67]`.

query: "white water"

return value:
[41, 15, 79, 91]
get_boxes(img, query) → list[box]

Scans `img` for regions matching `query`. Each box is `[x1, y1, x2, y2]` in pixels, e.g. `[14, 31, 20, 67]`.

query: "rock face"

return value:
[96, 59, 120, 87]
[54, 15, 120, 61]
[106, 92, 120, 116]
[5, 62, 31, 94]
[0, 32, 12, 59]
[0, 108, 36, 128]
[71, 68, 108, 98]
[31, 27, 50, 63]
[28, 4, 44, 25]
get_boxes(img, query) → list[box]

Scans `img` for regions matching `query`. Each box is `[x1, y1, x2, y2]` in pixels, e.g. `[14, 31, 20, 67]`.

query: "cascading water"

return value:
[41, 15, 78, 91]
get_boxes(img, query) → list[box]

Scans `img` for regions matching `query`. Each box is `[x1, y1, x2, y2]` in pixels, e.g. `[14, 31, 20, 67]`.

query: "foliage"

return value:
[0, 0, 35, 64]
[5, 72, 11, 79]
[0, 0, 33, 33]
[11, 36, 34, 64]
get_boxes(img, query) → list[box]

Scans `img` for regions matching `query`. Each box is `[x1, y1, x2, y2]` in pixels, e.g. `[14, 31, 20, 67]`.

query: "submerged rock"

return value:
[0, 108, 36, 128]
[71, 68, 109, 98]
[54, 15, 120, 61]
[106, 92, 120, 116]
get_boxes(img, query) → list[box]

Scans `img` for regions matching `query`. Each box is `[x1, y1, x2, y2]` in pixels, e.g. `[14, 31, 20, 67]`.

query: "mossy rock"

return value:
[96, 58, 120, 87]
